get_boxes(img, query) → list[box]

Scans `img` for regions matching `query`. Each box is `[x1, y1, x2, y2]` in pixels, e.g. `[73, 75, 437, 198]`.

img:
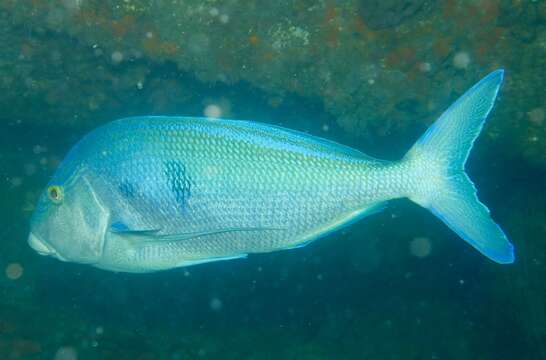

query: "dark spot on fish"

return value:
[119, 180, 138, 199]
[164, 160, 192, 211]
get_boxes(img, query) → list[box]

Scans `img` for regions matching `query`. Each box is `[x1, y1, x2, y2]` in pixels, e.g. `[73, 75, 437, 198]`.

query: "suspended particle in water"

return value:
[209, 7, 219, 16]
[24, 163, 37, 176]
[62, 0, 82, 12]
[9, 177, 23, 187]
[33, 144, 47, 154]
[418, 62, 431, 72]
[54, 346, 78, 360]
[209, 297, 223, 311]
[527, 108, 544, 125]
[219, 14, 230, 24]
[453, 51, 471, 69]
[409, 237, 432, 258]
[322, 124, 330, 132]
[6, 263, 23, 280]
[111, 51, 124, 64]
[204, 104, 222, 118]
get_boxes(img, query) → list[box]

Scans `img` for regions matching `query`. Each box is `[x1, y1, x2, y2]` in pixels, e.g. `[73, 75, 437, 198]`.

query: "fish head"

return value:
[28, 168, 110, 265]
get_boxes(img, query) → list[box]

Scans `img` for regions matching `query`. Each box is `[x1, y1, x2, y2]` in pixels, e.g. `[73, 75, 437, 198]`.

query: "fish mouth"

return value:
[28, 233, 55, 256]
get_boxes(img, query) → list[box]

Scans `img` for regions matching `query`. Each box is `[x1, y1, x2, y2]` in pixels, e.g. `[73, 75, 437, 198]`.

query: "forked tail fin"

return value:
[403, 70, 514, 264]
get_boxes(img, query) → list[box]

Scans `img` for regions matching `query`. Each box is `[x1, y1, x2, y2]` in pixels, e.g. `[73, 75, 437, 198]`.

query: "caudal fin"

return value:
[404, 70, 514, 264]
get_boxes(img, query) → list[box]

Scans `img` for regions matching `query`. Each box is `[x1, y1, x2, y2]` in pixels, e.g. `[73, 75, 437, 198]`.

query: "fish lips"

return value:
[28, 232, 68, 261]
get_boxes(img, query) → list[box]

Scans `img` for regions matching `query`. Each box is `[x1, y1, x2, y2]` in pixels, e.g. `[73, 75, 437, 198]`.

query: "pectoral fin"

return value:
[109, 221, 160, 235]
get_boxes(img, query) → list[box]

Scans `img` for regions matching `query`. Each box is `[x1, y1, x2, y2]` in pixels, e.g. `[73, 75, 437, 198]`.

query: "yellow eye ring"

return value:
[47, 185, 64, 204]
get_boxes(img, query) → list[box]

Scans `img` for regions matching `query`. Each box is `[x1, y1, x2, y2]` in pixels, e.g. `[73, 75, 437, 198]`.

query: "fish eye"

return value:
[47, 185, 64, 204]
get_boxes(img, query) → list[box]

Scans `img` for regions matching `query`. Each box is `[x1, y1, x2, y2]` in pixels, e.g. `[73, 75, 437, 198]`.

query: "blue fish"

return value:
[28, 70, 514, 272]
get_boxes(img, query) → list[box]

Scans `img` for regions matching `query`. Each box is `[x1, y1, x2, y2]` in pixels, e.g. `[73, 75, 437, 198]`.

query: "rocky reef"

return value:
[0, 0, 544, 166]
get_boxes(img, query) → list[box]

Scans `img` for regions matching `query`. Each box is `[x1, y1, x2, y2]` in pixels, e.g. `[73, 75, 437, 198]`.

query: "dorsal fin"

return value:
[224, 119, 385, 163]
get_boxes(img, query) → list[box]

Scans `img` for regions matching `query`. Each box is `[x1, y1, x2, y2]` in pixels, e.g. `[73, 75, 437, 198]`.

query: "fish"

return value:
[28, 70, 514, 273]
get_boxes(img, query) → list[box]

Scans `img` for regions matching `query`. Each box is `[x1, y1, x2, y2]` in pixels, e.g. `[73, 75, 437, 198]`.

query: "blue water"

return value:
[1, 1, 546, 359]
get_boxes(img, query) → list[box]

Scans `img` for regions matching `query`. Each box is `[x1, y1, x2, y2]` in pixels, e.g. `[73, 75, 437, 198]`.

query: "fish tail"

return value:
[402, 69, 514, 264]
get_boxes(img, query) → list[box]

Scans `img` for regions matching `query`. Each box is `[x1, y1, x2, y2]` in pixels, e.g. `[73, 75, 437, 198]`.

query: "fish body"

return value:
[28, 70, 514, 272]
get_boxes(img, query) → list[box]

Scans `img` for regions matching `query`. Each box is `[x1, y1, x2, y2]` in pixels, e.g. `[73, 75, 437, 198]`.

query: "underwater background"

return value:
[1, 0, 545, 359]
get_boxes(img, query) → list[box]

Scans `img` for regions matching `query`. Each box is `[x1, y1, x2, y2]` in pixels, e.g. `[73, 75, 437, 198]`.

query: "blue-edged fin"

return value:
[178, 254, 248, 267]
[403, 69, 514, 264]
[110, 221, 160, 235]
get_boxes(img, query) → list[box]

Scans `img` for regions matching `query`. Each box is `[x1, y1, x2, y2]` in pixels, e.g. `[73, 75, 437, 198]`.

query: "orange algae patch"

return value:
[111, 15, 136, 38]
[352, 16, 377, 42]
[248, 34, 260, 45]
[74, 6, 111, 27]
[475, 27, 506, 63]
[20, 43, 34, 57]
[142, 37, 180, 57]
[322, 3, 340, 47]
[261, 51, 276, 62]
[385, 47, 417, 70]
[30, 0, 46, 9]
[442, 0, 458, 18]
[433, 37, 452, 59]
[480, 0, 500, 23]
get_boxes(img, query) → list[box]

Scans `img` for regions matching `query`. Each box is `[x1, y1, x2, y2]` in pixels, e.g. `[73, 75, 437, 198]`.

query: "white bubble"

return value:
[453, 52, 471, 69]
[209, 297, 223, 311]
[209, 7, 219, 16]
[111, 51, 124, 64]
[6, 263, 23, 280]
[321, 124, 330, 132]
[527, 108, 544, 125]
[62, 0, 82, 12]
[409, 237, 432, 258]
[24, 163, 37, 176]
[204, 104, 222, 118]
[54, 346, 78, 360]
[219, 14, 229, 24]
[419, 62, 431, 72]
[9, 177, 22, 187]
[33, 144, 47, 154]
[145, 31, 154, 39]
[136, 81, 144, 90]
[188, 33, 210, 54]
